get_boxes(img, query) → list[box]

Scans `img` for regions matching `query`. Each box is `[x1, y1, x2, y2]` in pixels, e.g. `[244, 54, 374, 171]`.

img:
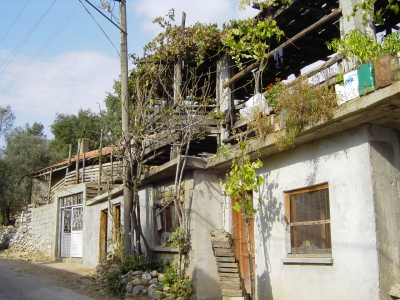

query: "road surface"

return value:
[0, 259, 95, 300]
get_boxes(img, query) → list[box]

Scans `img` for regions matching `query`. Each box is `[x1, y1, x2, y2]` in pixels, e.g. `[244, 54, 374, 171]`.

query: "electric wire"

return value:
[0, 4, 81, 100]
[0, 0, 30, 46]
[0, 0, 57, 76]
[79, 0, 120, 57]
[125, 2, 154, 20]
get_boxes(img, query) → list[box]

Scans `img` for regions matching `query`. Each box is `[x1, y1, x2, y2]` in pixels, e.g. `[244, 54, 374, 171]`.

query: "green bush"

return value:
[163, 263, 194, 299]
[106, 269, 124, 296]
[118, 254, 163, 274]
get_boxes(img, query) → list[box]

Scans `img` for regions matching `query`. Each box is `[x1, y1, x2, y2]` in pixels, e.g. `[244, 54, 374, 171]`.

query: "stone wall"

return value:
[8, 202, 56, 261]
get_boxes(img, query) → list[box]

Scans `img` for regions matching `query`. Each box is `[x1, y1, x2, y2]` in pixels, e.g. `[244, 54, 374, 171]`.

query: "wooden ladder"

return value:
[211, 230, 247, 299]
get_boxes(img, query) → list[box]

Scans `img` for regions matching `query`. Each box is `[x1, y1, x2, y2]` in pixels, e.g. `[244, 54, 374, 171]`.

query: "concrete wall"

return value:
[29, 201, 57, 259]
[369, 125, 400, 300]
[54, 183, 124, 268]
[188, 170, 225, 300]
[139, 170, 225, 300]
[84, 195, 123, 268]
[254, 125, 380, 300]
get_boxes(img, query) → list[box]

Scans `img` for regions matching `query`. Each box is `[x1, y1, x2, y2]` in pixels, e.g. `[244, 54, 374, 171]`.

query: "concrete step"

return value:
[217, 262, 238, 268]
[216, 256, 236, 262]
[55, 257, 82, 264]
[222, 289, 245, 297]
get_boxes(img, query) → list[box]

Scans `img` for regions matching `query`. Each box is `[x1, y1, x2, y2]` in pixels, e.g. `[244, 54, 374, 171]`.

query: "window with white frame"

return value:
[285, 183, 331, 257]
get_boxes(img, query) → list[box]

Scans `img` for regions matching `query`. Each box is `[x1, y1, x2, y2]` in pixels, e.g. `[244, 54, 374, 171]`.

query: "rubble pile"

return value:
[0, 226, 17, 249]
[7, 225, 51, 261]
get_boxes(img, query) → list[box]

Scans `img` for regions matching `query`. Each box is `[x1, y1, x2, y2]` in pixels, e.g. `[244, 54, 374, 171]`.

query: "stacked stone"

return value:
[7, 225, 50, 261]
[122, 270, 182, 300]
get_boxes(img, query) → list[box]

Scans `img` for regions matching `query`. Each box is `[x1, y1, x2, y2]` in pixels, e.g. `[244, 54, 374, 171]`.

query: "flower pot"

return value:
[357, 62, 375, 95]
[343, 70, 359, 102]
[374, 55, 400, 89]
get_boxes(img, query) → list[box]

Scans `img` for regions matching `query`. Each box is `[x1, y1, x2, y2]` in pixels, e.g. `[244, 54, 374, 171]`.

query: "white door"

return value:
[59, 193, 83, 258]
[60, 208, 71, 257]
[70, 206, 83, 257]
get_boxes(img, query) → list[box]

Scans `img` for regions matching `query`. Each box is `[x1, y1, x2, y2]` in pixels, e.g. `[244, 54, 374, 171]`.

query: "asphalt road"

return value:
[0, 259, 95, 300]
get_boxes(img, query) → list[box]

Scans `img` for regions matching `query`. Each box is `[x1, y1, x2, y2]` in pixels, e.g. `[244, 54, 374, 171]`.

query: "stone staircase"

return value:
[211, 230, 247, 299]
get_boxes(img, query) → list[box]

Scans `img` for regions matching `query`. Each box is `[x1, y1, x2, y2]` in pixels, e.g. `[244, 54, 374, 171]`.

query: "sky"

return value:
[0, 0, 257, 142]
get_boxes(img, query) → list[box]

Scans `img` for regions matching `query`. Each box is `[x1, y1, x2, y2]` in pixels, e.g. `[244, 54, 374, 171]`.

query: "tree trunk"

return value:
[245, 215, 255, 299]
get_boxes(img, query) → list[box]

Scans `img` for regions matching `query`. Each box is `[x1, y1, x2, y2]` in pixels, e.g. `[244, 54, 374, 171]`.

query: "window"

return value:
[285, 183, 331, 257]
[154, 201, 179, 246]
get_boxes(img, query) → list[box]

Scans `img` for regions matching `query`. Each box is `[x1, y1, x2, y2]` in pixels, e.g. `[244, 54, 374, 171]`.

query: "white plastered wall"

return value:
[254, 125, 380, 300]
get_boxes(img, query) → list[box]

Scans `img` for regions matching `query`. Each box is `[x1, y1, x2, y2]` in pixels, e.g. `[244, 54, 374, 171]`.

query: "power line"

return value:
[0, 0, 57, 77]
[0, 4, 81, 100]
[125, 2, 154, 20]
[0, 0, 30, 46]
[79, 0, 120, 57]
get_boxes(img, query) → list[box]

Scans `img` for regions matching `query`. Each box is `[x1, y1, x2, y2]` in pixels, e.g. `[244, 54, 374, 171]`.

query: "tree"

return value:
[0, 105, 15, 137]
[0, 123, 60, 225]
[50, 109, 102, 157]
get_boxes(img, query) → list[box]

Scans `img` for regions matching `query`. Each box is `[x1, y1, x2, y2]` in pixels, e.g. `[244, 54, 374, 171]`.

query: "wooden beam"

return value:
[222, 8, 342, 89]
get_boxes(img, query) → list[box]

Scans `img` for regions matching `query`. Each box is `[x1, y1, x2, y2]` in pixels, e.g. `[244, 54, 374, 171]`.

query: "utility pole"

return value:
[119, 0, 131, 256]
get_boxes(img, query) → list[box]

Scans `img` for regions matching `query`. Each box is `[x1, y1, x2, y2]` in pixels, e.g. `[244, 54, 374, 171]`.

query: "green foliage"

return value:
[163, 263, 194, 299]
[209, 110, 224, 125]
[224, 142, 264, 217]
[238, 0, 291, 10]
[167, 227, 188, 252]
[335, 73, 344, 85]
[327, 30, 400, 66]
[274, 76, 337, 150]
[50, 109, 103, 157]
[119, 254, 163, 274]
[264, 78, 283, 108]
[222, 17, 284, 69]
[0, 105, 15, 137]
[0, 123, 61, 225]
[104, 254, 164, 296]
[106, 269, 124, 296]
[101, 92, 122, 139]
[350, 0, 399, 25]
[143, 10, 222, 67]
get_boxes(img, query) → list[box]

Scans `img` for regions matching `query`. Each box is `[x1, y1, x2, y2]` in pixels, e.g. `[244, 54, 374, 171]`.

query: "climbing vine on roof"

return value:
[137, 5, 286, 70]
[221, 17, 284, 69]
[142, 9, 222, 67]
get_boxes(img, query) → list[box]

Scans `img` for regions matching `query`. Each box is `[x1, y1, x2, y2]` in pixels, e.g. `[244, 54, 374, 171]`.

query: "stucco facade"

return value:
[254, 125, 382, 299]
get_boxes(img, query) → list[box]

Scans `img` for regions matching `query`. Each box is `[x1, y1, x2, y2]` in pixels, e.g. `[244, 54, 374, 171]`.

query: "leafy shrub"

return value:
[106, 269, 124, 296]
[327, 30, 400, 66]
[118, 254, 163, 274]
[163, 263, 194, 299]
[274, 76, 337, 150]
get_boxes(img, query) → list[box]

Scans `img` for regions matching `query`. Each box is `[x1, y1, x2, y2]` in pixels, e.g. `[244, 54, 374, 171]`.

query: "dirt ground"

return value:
[0, 251, 120, 300]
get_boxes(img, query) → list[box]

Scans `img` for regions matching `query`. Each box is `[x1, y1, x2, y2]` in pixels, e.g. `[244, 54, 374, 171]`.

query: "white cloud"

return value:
[133, 0, 257, 36]
[0, 51, 119, 137]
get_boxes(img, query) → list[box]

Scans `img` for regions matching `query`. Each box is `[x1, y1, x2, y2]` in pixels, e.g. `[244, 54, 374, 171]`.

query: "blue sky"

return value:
[0, 0, 256, 142]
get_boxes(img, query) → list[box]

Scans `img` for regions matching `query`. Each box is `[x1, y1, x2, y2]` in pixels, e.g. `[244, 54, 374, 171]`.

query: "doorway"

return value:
[99, 209, 108, 261]
[231, 197, 255, 295]
[59, 193, 84, 258]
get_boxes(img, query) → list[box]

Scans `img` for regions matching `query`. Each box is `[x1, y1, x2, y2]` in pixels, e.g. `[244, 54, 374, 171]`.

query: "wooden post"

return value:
[98, 129, 103, 185]
[174, 12, 186, 104]
[66, 144, 72, 175]
[82, 151, 86, 183]
[47, 169, 53, 204]
[111, 146, 113, 183]
[75, 139, 81, 184]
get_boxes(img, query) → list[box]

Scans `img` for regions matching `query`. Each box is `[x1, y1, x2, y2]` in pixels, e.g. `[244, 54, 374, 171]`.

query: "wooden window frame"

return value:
[284, 183, 332, 259]
[154, 200, 179, 246]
